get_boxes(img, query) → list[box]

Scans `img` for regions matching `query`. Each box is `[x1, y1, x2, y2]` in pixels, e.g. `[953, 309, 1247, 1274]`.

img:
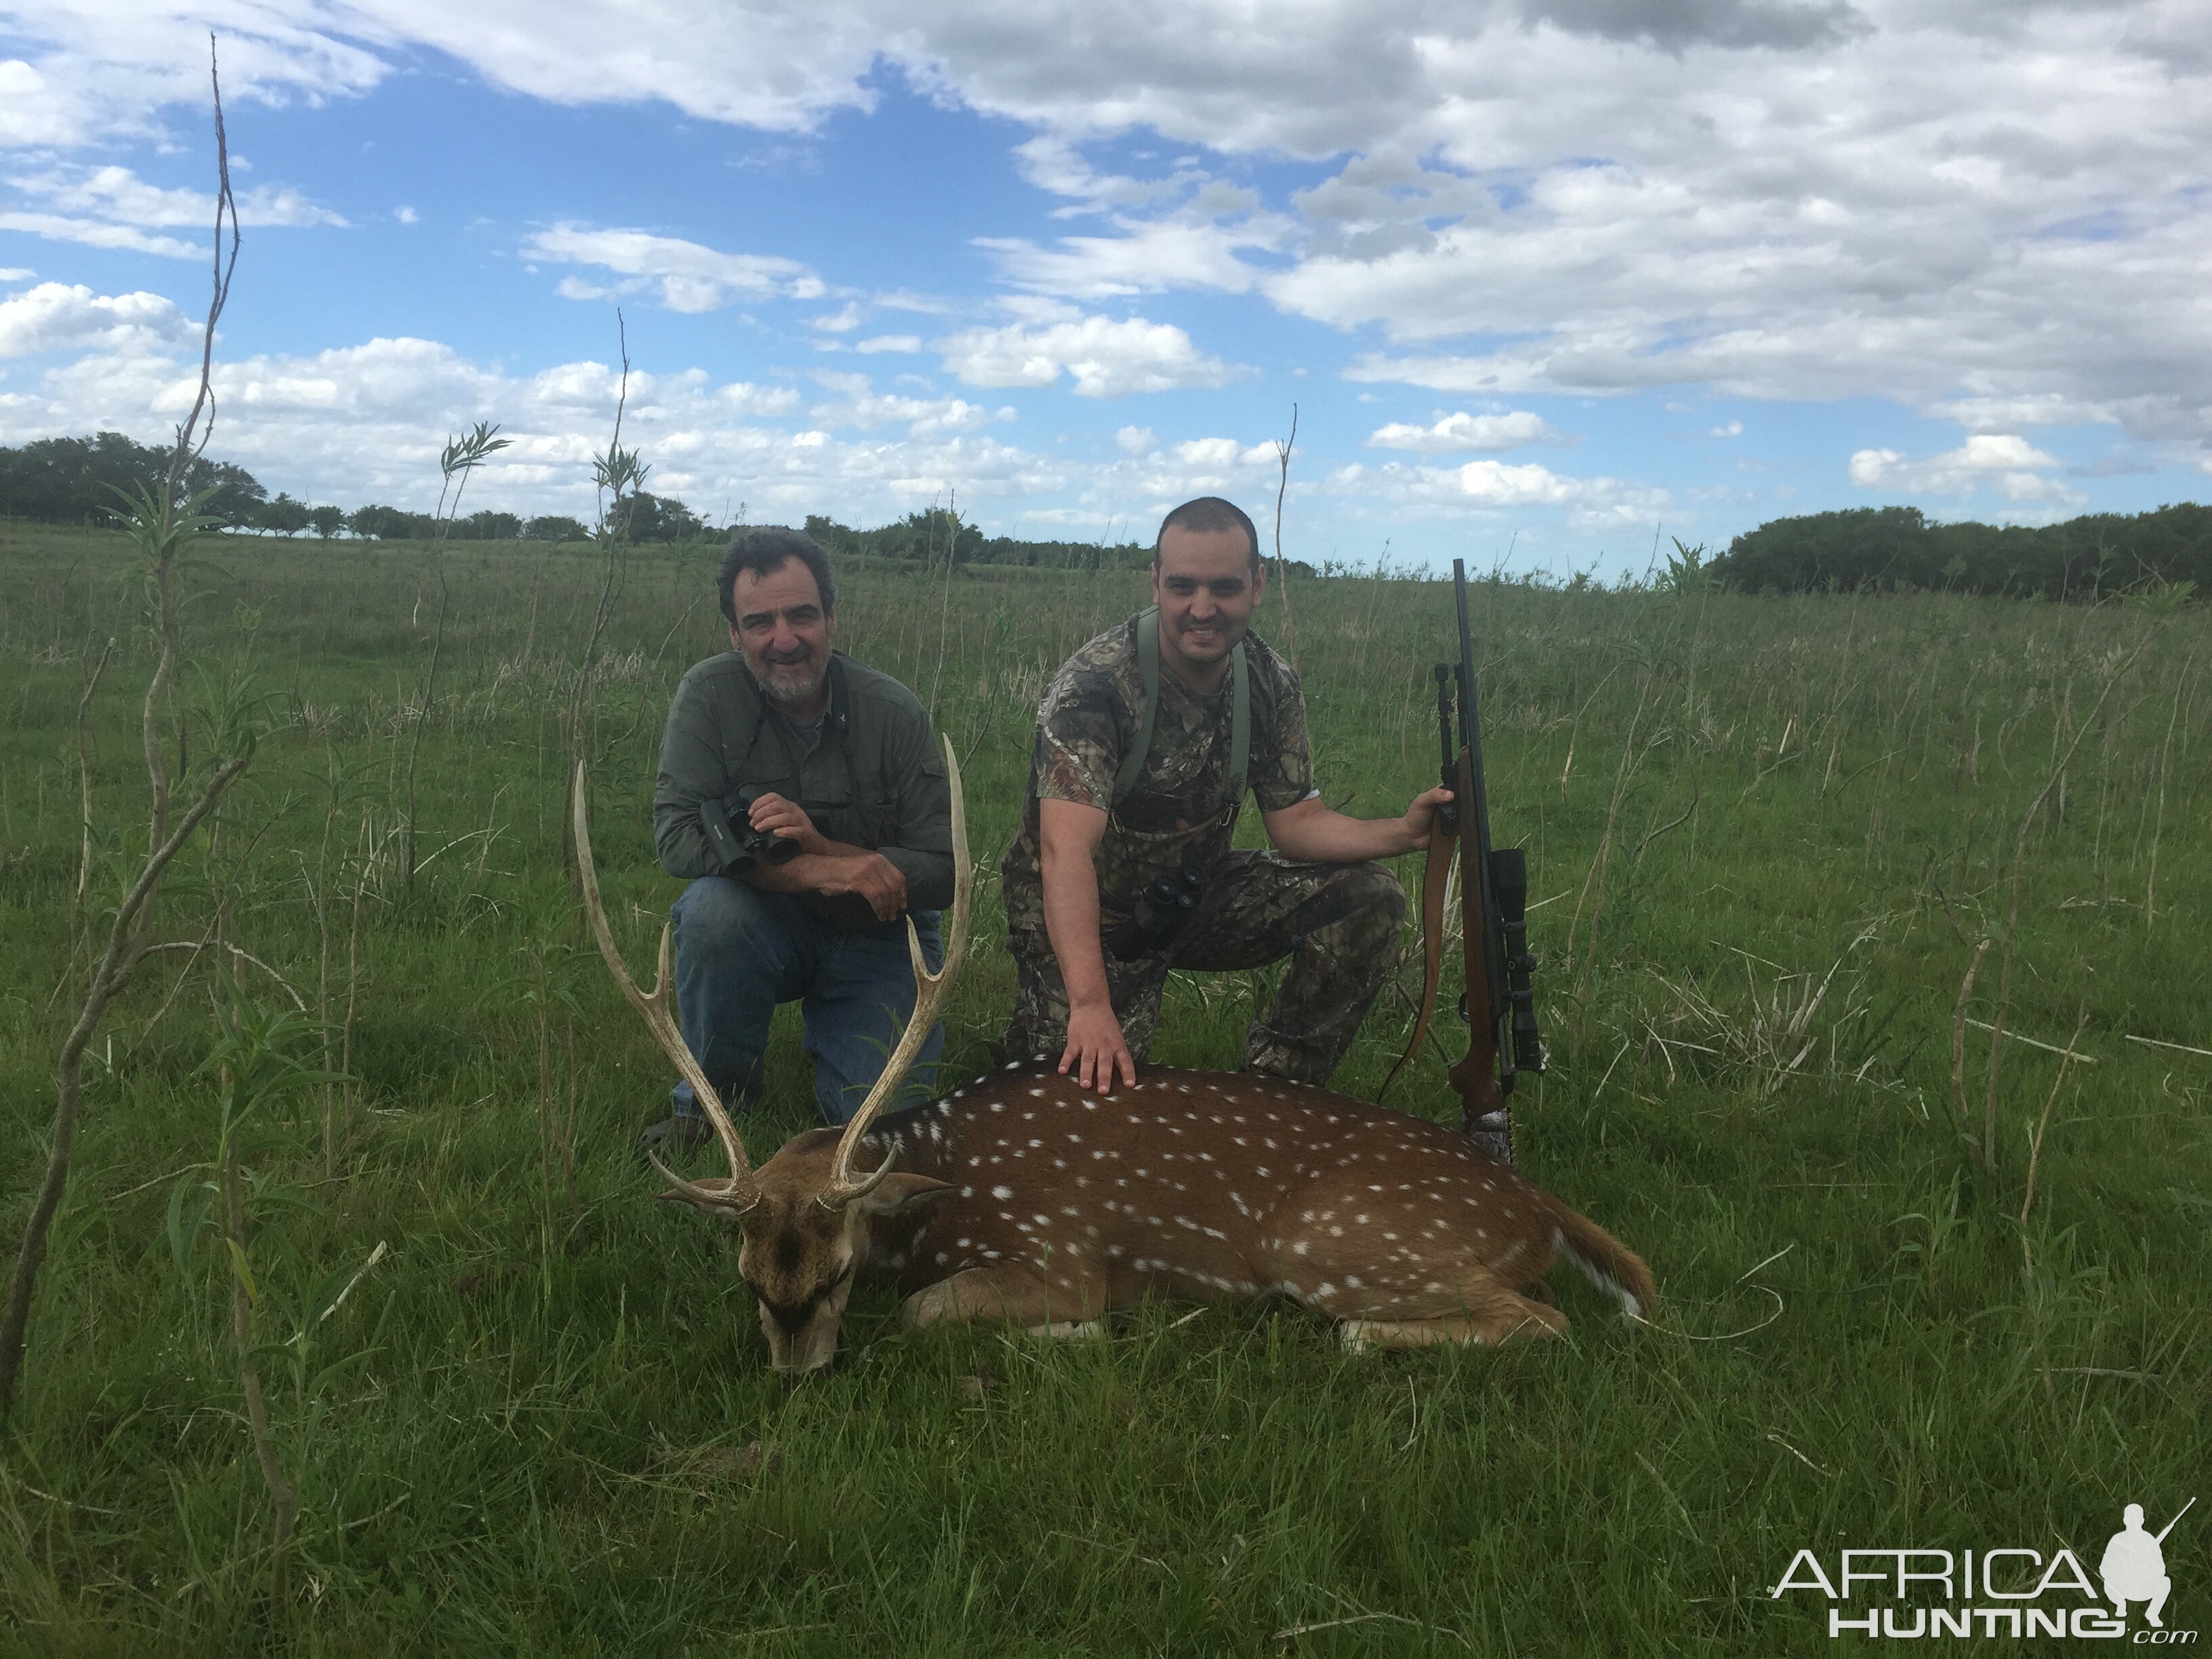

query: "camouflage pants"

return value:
[1002, 852, 1406, 1085]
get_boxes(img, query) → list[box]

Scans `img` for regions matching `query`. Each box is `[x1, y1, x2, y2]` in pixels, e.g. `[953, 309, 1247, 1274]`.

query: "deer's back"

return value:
[862, 1060, 1561, 1302]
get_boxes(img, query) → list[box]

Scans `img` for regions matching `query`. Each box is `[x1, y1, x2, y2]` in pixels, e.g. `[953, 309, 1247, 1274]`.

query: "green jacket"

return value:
[653, 651, 953, 930]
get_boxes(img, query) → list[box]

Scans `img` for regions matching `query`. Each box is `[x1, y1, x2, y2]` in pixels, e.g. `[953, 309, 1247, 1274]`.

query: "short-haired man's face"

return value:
[1152, 523, 1265, 677]
[729, 556, 834, 713]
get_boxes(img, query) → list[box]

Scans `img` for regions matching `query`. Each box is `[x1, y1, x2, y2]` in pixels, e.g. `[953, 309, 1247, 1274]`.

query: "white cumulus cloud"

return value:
[0, 281, 190, 357]
[527, 223, 825, 312]
[1330, 455, 1669, 531]
[937, 312, 1239, 397]
[1847, 433, 2083, 507]
[1367, 411, 1559, 452]
[0, 329, 1067, 529]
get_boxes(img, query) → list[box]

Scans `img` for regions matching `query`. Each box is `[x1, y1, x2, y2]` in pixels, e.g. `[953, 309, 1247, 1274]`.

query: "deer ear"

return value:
[857, 1172, 956, 1215]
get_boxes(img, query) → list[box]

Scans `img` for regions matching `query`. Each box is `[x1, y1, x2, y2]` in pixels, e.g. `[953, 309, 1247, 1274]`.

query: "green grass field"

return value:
[2, 521, 2207, 1656]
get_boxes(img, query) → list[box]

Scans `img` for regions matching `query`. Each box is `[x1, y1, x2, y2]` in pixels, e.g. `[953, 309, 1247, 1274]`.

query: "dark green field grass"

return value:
[2, 523, 2207, 1656]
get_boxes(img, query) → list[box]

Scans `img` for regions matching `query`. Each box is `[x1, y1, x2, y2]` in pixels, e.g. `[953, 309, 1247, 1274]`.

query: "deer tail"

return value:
[1546, 1198, 1656, 1322]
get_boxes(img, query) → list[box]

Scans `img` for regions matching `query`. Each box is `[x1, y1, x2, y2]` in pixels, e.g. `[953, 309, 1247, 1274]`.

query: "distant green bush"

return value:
[1713, 502, 2212, 598]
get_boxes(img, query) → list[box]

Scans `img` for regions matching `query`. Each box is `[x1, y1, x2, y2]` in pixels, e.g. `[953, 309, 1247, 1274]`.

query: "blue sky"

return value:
[2, 2, 2207, 575]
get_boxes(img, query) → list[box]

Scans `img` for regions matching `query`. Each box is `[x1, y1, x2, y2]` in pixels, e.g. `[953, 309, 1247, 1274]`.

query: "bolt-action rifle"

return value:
[1378, 558, 1542, 1164]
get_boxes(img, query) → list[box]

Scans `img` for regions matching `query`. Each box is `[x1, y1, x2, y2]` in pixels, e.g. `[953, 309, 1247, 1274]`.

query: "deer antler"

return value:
[818, 737, 971, 1208]
[571, 762, 758, 1214]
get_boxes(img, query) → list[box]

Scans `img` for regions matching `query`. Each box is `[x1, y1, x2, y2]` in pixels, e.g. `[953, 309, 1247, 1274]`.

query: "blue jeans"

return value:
[669, 876, 944, 1127]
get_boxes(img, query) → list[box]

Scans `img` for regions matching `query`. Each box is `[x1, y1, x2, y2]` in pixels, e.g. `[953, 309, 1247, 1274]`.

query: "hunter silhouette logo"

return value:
[1771, 1496, 2198, 1641]
[2103, 1500, 2192, 1631]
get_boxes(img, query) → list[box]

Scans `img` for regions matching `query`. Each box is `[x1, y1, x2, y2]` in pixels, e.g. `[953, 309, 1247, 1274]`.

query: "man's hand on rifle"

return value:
[1263, 785, 1454, 863]
[1401, 784, 1455, 847]
[1061, 998, 1138, 1094]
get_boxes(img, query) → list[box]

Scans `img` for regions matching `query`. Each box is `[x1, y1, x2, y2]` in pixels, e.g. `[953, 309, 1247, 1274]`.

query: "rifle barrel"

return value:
[2154, 1495, 2196, 1544]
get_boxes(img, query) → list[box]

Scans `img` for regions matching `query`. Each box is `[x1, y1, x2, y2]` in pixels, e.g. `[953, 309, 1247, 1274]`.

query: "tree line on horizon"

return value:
[1708, 502, 2210, 599]
[7, 430, 2206, 598]
[0, 433, 1159, 571]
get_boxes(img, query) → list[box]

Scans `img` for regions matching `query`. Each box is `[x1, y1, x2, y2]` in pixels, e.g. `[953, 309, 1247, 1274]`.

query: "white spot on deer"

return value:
[989, 1101, 1004, 1113]
[1004, 1061, 1021, 1071]
[935, 1252, 949, 1265]
[991, 1185, 1012, 1200]
[1316, 1282, 1336, 1298]
[1029, 1087, 1046, 1098]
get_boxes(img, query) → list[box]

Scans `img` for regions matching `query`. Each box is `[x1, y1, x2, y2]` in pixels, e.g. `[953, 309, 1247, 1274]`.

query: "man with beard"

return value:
[1002, 496, 1452, 1094]
[640, 526, 954, 1149]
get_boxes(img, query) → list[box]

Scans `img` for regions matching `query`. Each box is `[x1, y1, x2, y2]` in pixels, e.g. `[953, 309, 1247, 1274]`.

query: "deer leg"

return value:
[1337, 1274, 1569, 1350]
[901, 1265, 1107, 1335]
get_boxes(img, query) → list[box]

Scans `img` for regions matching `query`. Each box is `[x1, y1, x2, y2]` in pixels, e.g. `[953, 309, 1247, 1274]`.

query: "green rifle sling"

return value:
[1111, 605, 1249, 813]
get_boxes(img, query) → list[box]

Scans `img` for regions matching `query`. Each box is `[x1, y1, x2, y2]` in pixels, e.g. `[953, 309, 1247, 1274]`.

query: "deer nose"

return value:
[764, 1297, 815, 1338]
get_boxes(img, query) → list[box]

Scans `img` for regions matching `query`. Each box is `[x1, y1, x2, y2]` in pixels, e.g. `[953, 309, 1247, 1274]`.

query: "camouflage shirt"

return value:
[1000, 615, 1315, 935]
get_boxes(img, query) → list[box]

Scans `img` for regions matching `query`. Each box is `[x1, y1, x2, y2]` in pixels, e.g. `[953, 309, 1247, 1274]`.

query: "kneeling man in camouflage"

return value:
[643, 527, 954, 1149]
[1001, 496, 1453, 1092]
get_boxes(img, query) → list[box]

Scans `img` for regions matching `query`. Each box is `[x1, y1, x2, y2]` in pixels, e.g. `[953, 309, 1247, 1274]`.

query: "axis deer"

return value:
[574, 749, 1654, 1376]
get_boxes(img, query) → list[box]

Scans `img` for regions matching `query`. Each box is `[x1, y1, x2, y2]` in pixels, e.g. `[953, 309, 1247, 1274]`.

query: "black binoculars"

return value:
[1105, 867, 1206, 962]
[699, 783, 802, 874]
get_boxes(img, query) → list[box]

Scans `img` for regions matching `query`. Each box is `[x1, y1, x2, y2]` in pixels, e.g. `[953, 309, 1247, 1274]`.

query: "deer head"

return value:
[570, 743, 972, 1374]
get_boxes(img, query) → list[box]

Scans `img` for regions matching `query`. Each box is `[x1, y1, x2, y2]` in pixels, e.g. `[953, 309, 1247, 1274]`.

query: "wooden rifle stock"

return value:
[1380, 560, 1536, 1164]
[1445, 743, 1508, 1135]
